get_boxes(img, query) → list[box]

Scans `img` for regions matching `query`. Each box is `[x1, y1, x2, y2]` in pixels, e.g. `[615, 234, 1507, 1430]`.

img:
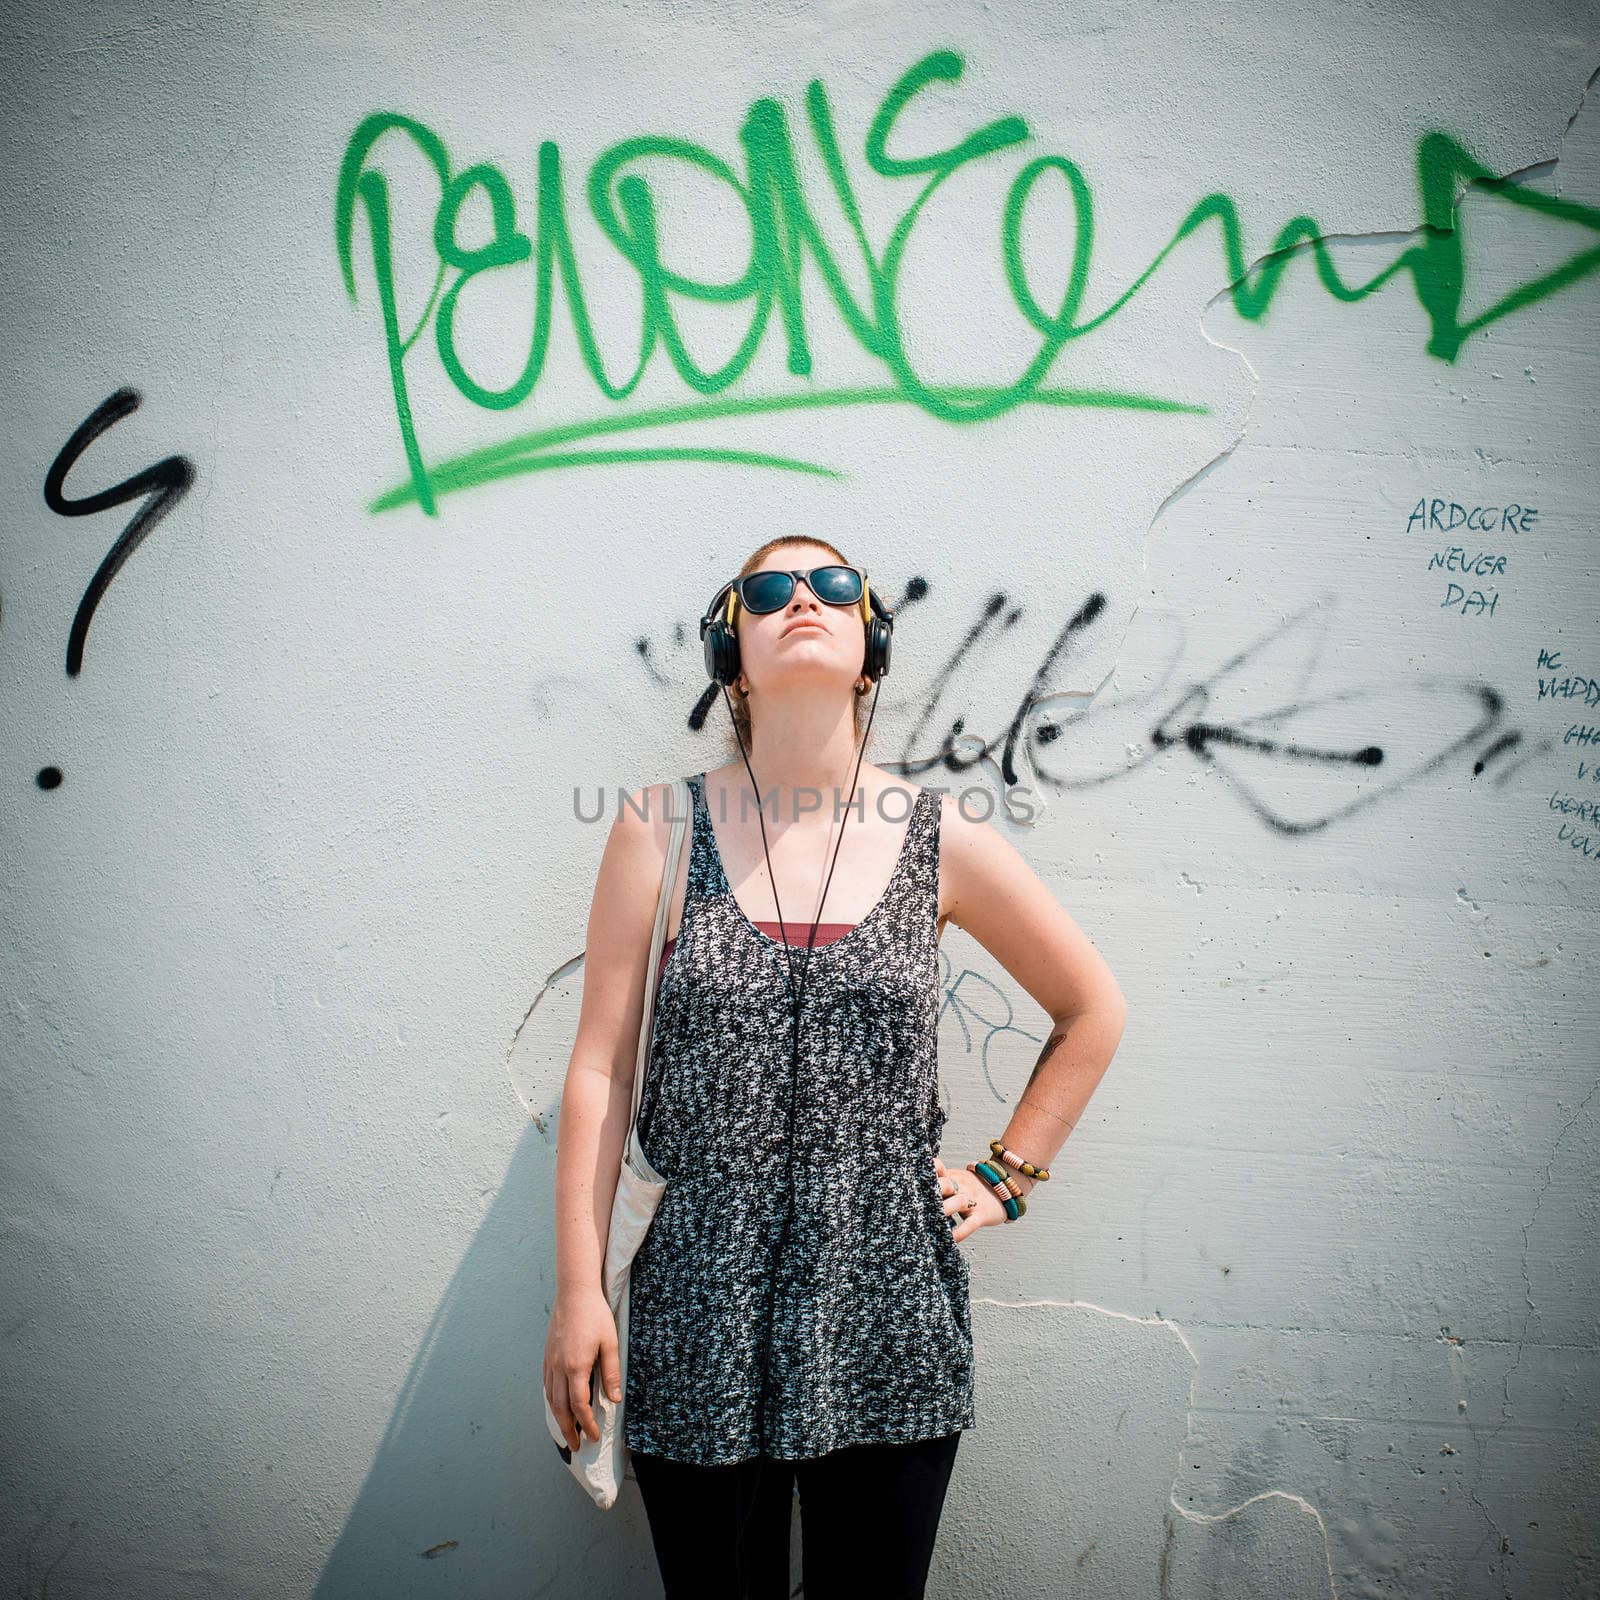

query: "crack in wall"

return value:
[1556, 60, 1600, 192]
[975, 1295, 1340, 1597]
[508, 949, 587, 1134]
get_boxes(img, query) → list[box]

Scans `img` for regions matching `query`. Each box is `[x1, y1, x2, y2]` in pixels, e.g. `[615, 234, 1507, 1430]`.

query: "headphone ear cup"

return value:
[705, 618, 741, 686]
[863, 614, 892, 681]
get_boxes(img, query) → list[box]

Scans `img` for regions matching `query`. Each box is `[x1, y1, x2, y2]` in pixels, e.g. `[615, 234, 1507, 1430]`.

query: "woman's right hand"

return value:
[544, 1288, 622, 1453]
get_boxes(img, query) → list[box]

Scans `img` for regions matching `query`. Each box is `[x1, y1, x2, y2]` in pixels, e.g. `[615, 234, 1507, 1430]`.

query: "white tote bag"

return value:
[542, 776, 689, 1509]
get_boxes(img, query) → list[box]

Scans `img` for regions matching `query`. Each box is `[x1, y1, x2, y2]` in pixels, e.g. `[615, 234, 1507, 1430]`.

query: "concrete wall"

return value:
[2, 2, 1596, 1595]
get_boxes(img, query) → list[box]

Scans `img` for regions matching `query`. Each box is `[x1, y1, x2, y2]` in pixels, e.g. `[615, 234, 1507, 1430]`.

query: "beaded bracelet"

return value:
[990, 1139, 1051, 1181]
[975, 1160, 1026, 1220]
[967, 1159, 1027, 1221]
[976, 1156, 1020, 1198]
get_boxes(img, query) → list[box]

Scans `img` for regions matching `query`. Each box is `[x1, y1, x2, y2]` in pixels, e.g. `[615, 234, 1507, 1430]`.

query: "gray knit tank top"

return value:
[626, 771, 975, 1465]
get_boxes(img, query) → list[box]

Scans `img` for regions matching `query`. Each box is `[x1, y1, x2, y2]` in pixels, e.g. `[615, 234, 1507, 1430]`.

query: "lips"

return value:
[782, 619, 829, 637]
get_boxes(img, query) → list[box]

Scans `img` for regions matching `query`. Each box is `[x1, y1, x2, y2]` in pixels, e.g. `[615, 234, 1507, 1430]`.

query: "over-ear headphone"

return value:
[699, 575, 895, 688]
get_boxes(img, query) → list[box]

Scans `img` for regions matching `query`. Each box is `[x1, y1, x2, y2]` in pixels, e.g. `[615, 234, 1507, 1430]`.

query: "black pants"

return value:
[631, 1430, 962, 1598]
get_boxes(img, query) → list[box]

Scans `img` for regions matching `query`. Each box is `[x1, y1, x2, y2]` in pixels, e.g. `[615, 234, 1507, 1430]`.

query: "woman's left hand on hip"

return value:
[934, 1153, 1006, 1242]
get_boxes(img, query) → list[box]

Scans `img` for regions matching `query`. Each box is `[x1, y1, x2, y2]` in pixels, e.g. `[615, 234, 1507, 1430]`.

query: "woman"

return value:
[545, 535, 1127, 1597]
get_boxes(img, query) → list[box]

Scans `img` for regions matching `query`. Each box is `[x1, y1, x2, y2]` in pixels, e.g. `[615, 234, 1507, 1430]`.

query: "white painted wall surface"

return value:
[1, 1, 1596, 1595]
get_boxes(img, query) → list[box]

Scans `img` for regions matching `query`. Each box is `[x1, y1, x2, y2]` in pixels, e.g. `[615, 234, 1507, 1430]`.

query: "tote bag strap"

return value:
[622, 775, 689, 1168]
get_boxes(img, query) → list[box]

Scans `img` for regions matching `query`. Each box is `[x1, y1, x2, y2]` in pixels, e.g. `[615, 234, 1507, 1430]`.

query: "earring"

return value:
[735, 676, 750, 696]
[855, 676, 871, 695]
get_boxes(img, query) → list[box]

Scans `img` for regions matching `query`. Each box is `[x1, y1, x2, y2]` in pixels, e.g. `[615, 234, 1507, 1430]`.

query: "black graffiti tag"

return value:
[43, 387, 196, 678]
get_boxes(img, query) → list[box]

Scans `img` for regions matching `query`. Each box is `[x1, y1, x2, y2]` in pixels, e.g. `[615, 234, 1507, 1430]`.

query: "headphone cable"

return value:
[715, 674, 884, 1557]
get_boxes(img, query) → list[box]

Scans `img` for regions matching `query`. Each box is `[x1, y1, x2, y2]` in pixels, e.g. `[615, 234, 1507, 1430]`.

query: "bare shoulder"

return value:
[612, 777, 683, 860]
[588, 777, 692, 931]
[570, 778, 690, 1083]
[934, 789, 986, 914]
[935, 788, 1060, 924]
[934, 789, 1127, 1024]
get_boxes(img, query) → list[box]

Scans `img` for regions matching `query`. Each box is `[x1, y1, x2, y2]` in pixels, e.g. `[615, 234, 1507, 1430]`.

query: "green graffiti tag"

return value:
[335, 48, 1600, 517]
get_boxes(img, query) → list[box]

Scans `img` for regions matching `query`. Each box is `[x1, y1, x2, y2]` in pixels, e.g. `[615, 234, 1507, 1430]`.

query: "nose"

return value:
[785, 579, 825, 615]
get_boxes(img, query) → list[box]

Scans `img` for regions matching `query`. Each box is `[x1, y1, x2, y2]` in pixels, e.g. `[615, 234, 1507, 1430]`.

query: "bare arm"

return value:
[939, 794, 1128, 1202]
[554, 780, 675, 1296]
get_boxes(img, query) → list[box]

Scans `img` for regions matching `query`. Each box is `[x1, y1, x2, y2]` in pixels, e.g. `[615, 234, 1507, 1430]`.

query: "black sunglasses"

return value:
[728, 565, 866, 616]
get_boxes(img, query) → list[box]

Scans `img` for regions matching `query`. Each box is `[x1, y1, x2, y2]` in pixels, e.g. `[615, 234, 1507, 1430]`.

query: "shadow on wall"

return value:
[308, 1117, 662, 1597]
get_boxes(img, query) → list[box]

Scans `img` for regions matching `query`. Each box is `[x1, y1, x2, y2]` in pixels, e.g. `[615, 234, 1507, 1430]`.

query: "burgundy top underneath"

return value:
[656, 920, 856, 992]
